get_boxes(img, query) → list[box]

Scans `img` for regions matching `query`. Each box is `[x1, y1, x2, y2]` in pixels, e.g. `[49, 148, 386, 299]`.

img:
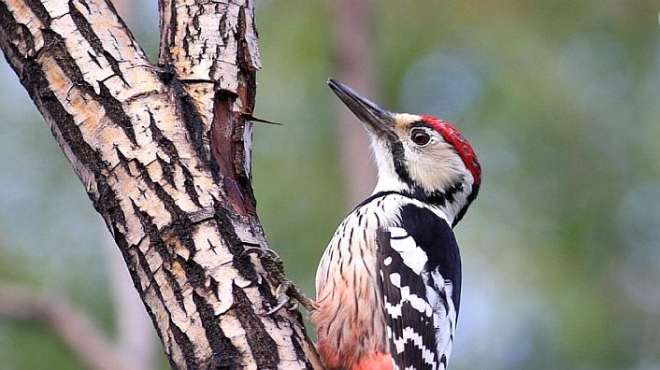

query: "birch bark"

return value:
[0, 1, 319, 368]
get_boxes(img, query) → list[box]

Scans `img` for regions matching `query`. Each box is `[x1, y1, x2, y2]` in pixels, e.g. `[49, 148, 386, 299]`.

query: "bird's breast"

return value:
[312, 196, 402, 369]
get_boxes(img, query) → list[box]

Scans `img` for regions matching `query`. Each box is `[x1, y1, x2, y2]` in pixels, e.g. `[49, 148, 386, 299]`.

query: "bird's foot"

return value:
[262, 279, 316, 316]
[243, 246, 316, 315]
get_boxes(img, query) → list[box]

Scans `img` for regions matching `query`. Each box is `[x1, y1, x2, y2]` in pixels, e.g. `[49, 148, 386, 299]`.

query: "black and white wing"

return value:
[377, 204, 462, 370]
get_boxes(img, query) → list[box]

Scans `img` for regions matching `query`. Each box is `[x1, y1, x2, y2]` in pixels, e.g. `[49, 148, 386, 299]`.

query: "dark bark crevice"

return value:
[24, 0, 50, 25]
[68, 0, 128, 86]
[233, 287, 280, 369]
[193, 291, 243, 369]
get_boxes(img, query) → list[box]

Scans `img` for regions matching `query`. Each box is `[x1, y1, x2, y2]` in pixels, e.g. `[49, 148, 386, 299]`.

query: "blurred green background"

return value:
[1, 1, 660, 369]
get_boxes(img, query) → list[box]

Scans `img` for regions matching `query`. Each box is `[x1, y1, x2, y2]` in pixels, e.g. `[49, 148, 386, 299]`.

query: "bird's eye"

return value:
[411, 129, 431, 146]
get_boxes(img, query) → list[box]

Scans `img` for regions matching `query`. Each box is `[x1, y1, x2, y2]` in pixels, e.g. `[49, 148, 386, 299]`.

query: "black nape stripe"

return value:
[406, 182, 463, 209]
[353, 184, 465, 216]
[352, 179, 478, 228]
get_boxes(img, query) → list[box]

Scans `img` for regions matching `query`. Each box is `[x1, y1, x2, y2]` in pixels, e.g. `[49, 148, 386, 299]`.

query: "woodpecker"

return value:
[312, 80, 481, 370]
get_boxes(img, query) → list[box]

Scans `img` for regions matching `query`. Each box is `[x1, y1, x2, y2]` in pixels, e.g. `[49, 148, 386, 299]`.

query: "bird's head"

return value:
[329, 79, 481, 226]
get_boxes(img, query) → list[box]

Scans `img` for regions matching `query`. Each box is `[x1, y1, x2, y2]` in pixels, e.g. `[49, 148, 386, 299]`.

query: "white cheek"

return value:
[406, 142, 467, 192]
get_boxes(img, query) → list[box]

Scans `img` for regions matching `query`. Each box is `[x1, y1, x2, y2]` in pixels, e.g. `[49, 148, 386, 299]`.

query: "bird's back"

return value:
[313, 192, 461, 370]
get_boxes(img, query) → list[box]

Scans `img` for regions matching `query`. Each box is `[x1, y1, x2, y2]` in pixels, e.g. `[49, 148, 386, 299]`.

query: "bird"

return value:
[311, 79, 481, 370]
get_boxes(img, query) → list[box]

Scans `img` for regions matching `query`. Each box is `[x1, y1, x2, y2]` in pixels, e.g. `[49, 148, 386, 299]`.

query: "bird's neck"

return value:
[372, 177, 473, 227]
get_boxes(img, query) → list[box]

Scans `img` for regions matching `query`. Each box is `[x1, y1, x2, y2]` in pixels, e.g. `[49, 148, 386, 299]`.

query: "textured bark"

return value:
[0, 0, 319, 369]
[107, 3, 157, 370]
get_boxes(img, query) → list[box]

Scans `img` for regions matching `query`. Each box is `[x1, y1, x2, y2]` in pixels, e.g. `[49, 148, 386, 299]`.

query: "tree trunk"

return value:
[0, 1, 319, 369]
[108, 3, 158, 370]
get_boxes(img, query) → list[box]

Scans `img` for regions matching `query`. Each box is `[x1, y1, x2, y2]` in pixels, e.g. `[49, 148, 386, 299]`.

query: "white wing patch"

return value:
[427, 269, 457, 365]
[386, 269, 456, 370]
[388, 227, 428, 274]
[380, 226, 458, 370]
[391, 327, 438, 366]
[385, 273, 433, 318]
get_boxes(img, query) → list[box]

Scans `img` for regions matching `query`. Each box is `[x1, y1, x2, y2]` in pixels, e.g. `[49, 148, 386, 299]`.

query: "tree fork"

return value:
[0, 0, 320, 368]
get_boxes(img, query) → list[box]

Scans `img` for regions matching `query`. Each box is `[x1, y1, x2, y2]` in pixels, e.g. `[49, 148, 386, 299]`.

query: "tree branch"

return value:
[0, 0, 319, 368]
[157, 0, 260, 219]
[0, 283, 134, 370]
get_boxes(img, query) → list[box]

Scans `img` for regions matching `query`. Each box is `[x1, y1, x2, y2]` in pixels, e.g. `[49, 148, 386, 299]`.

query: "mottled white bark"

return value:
[0, 0, 319, 368]
[107, 3, 157, 369]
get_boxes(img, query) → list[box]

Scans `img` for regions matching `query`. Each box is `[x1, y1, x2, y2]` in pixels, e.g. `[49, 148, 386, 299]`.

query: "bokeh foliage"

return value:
[1, 1, 659, 369]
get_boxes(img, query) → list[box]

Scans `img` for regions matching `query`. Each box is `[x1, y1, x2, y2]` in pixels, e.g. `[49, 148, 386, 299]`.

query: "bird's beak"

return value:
[327, 79, 395, 139]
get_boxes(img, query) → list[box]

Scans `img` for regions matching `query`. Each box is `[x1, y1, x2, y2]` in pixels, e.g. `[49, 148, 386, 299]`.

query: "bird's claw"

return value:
[243, 246, 316, 316]
[260, 281, 316, 316]
[243, 246, 280, 262]
[260, 283, 294, 316]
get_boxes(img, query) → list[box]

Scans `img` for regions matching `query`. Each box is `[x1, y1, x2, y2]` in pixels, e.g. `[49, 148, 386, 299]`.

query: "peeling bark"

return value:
[0, 0, 320, 369]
